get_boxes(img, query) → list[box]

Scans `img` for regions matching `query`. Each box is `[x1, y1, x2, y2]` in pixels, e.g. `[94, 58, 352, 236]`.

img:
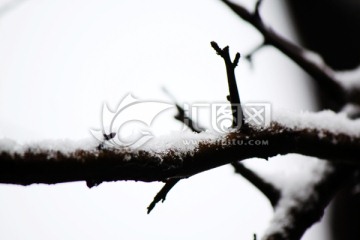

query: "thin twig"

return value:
[232, 161, 280, 207]
[147, 88, 205, 214]
[254, 0, 263, 21]
[206, 45, 280, 204]
[147, 178, 181, 214]
[211, 41, 244, 129]
[162, 87, 205, 133]
[244, 42, 267, 67]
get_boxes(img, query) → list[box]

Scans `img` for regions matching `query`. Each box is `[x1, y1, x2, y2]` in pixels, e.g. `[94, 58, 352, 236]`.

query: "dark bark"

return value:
[286, 1, 360, 239]
[1, 124, 360, 186]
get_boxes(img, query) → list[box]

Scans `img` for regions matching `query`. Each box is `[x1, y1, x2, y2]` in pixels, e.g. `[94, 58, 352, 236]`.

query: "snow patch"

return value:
[261, 156, 333, 239]
[302, 50, 325, 68]
[334, 65, 360, 90]
[273, 109, 360, 137]
[0, 131, 223, 156]
[139, 130, 222, 154]
[0, 138, 99, 155]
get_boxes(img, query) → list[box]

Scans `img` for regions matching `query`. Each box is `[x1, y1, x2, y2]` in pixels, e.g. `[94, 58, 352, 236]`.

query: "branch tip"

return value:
[232, 162, 280, 207]
[211, 41, 244, 129]
[254, 0, 263, 19]
[147, 179, 180, 214]
[244, 42, 265, 65]
[210, 41, 222, 54]
[233, 52, 241, 67]
[163, 87, 204, 133]
[221, 0, 349, 106]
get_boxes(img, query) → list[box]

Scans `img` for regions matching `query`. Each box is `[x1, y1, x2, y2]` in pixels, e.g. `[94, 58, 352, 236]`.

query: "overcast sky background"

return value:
[0, 0, 328, 239]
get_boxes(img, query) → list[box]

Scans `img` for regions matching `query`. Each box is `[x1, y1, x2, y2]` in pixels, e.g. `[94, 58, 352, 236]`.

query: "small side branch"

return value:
[147, 178, 180, 214]
[254, 0, 263, 21]
[163, 87, 205, 133]
[244, 42, 267, 67]
[148, 88, 205, 213]
[220, 0, 352, 106]
[232, 161, 280, 207]
[211, 41, 244, 129]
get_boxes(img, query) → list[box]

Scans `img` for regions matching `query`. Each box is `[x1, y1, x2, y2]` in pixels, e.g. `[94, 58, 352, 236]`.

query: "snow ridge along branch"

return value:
[1, 120, 360, 186]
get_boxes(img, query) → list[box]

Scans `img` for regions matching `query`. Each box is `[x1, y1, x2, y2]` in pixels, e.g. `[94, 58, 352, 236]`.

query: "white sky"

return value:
[0, 0, 328, 239]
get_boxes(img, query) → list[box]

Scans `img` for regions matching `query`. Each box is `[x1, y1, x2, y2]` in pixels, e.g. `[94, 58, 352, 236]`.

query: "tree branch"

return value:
[244, 42, 267, 67]
[220, 0, 360, 107]
[164, 86, 282, 213]
[263, 164, 354, 240]
[145, 88, 207, 214]
[232, 161, 280, 207]
[211, 41, 244, 128]
[153, 61, 247, 212]
[147, 178, 181, 214]
[162, 87, 205, 133]
[1, 122, 360, 185]
[210, 41, 282, 207]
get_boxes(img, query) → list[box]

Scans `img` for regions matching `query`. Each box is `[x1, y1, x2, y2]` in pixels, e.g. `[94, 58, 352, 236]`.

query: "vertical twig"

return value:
[211, 41, 245, 129]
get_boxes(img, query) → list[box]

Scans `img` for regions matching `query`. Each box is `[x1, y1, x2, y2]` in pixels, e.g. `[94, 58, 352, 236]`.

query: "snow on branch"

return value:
[216, 2, 360, 238]
[221, 0, 360, 106]
[1, 110, 360, 186]
[263, 161, 353, 240]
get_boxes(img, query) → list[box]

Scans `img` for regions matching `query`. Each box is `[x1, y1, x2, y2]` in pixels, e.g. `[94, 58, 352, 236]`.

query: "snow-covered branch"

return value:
[221, 0, 360, 107]
[217, 2, 360, 239]
[263, 162, 353, 240]
[1, 111, 360, 186]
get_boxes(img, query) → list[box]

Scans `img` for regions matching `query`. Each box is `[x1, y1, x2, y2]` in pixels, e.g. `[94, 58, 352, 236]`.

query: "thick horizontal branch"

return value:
[221, 0, 360, 106]
[0, 122, 360, 185]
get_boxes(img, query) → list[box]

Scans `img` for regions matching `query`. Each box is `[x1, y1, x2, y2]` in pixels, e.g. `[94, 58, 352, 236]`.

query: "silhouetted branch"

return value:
[166, 48, 281, 210]
[145, 88, 207, 214]
[211, 41, 284, 208]
[162, 87, 205, 133]
[220, 0, 360, 107]
[254, 0, 263, 21]
[244, 42, 267, 67]
[211, 41, 244, 128]
[147, 178, 181, 214]
[216, 3, 360, 239]
[1, 122, 360, 185]
[159, 43, 248, 212]
[263, 164, 353, 240]
[232, 161, 280, 207]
